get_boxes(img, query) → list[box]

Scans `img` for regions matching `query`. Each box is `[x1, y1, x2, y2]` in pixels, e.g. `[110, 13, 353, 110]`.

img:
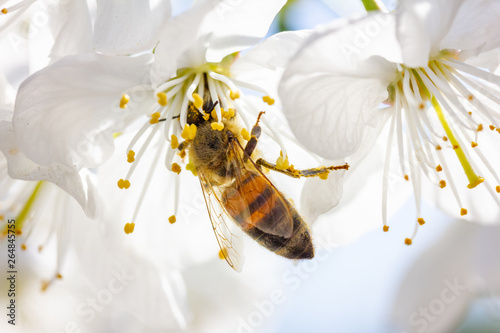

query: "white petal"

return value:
[49, 0, 93, 61]
[93, 0, 171, 55]
[397, 0, 465, 67]
[13, 53, 153, 170]
[439, 0, 500, 56]
[301, 165, 346, 223]
[231, 30, 312, 96]
[203, 0, 287, 62]
[150, 0, 217, 87]
[391, 221, 496, 333]
[0, 115, 98, 218]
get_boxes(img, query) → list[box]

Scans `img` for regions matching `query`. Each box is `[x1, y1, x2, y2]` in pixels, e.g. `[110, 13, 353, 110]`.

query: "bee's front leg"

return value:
[256, 158, 349, 179]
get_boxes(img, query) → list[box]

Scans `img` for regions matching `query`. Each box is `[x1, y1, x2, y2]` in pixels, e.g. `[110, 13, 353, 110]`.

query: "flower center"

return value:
[384, 51, 500, 242]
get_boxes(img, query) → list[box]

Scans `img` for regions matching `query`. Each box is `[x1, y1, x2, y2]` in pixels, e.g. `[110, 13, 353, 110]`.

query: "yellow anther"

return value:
[172, 163, 181, 175]
[405, 238, 412, 245]
[496, 186, 500, 193]
[181, 124, 197, 140]
[192, 93, 203, 109]
[460, 208, 468, 216]
[218, 248, 228, 260]
[186, 162, 198, 176]
[490, 125, 496, 131]
[211, 109, 218, 120]
[453, 145, 459, 150]
[442, 136, 448, 141]
[38, 245, 43, 252]
[471, 142, 478, 148]
[436, 145, 442, 150]
[468, 95, 474, 101]
[276, 152, 290, 170]
[21, 244, 26, 250]
[439, 180, 447, 188]
[127, 150, 135, 163]
[468, 111, 472, 115]
[203, 113, 210, 121]
[157, 92, 167, 106]
[211, 122, 224, 131]
[436, 165, 442, 172]
[417, 218, 425, 225]
[179, 150, 186, 159]
[230, 90, 240, 100]
[262, 95, 275, 105]
[418, 103, 425, 110]
[477, 124, 483, 131]
[150, 112, 161, 124]
[383, 225, 389, 232]
[117, 179, 130, 189]
[2, 8, 8, 14]
[404, 175, 409, 181]
[168, 215, 176, 224]
[171, 135, 179, 149]
[319, 172, 329, 180]
[497, 128, 500, 134]
[124, 223, 135, 234]
[120, 94, 130, 109]
[241, 128, 251, 141]
[224, 108, 235, 119]
[56, 274, 63, 279]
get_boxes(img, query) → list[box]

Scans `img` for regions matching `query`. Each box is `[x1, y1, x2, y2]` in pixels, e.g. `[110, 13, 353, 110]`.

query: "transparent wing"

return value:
[199, 171, 245, 272]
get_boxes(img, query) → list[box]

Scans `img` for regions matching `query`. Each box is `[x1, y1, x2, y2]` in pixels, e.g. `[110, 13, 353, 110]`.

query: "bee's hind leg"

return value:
[244, 111, 265, 158]
[255, 158, 349, 179]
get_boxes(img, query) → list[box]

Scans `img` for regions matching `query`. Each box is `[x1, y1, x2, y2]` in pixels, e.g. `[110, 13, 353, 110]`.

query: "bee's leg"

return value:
[256, 158, 349, 179]
[244, 111, 265, 158]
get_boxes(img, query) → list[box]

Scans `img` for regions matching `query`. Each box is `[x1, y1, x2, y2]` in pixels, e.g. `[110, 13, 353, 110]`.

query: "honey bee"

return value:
[177, 95, 348, 271]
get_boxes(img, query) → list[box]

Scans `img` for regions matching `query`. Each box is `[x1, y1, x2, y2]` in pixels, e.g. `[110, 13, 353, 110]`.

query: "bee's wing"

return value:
[227, 141, 294, 239]
[198, 171, 245, 272]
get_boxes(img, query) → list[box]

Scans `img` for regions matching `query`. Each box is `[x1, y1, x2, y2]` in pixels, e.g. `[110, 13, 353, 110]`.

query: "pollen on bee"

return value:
[405, 238, 412, 245]
[168, 215, 176, 224]
[241, 128, 251, 141]
[218, 248, 228, 260]
[262, 96, 275, 105]
[150, 112, 161, 124]
[230, 90, 240, 100]
[436, 165, 442, 172]
[119, 94, 130, 108]
[383, 225, 389, 232]
[127, 150, 135, 163]
[193, 93, 203, 109]
[417, 218, 425, 225]
[171, 163, 181, 175]
[460, 208, 468, 216]
[404, 175, 409, 181]
[157, 92, 167, 106]
[276, 152, 290, 170]
[186, 162, 198, 176]
[203, 113, 210, 121]
[439, 180, 446, 188]
[471, 142, 478, 148]
[117, 179, 131, 189]
[211, 122, 224, 131]
[477, 124, 483, 131]
[124, 222, 135, 234]
[319, 172, 329, 180]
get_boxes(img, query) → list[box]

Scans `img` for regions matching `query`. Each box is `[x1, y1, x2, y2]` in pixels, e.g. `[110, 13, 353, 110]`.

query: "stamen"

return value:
[168, 215, 176, 224]
[211, 122, 224, 131]
[439, 180, 447, 188]
[117, 179, 130, 189]
[230, 90, 240, 100]
[206, 75, 222, 124]
[157, 92, 167, 106]
[181, 124, 197, 140]
[171, 163, 181, 175]
[124, 223, 135, 234]
[383, 225, 389, 232]
[263, 96, 275, 105]
[1, 8, 7, 14]
[471, 142, 478, 148]
[192, 93, 203, 110]
[417, 218, 425, 225]
[127, 150, 135, 163]
[155, 71, 193, 95]
[241, 128, 250, 141]
[120, 94, 130, 108]
[436, 165, 442, 172]
[171, 135, 179, 149]
[460, 208, 467, 216]
[150, 112, 161, 124]
[186, 73, 202, 105]
[405, 238, 412, 245]
[382, 112, 397, 227]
